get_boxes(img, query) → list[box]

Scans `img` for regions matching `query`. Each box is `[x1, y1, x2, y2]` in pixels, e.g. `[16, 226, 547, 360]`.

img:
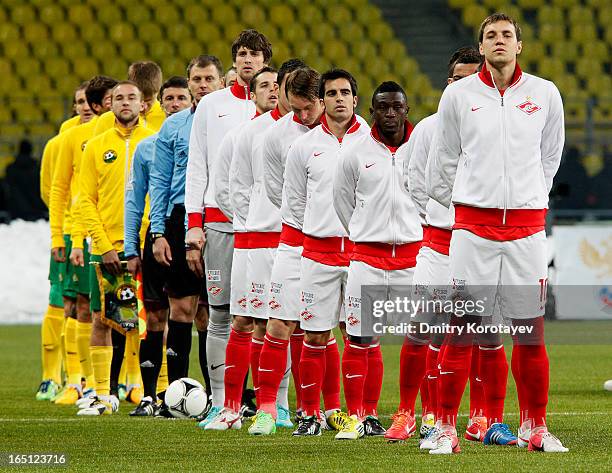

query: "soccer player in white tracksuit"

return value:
[255, 67, 329, 432]
[205, 67, 281, 430]
[427, 14, 567, 454]
[184, 30, 272, 427]
[284, 69, 370, 437]
[405, 48, 502, 448]
[334, 81, 421, 441]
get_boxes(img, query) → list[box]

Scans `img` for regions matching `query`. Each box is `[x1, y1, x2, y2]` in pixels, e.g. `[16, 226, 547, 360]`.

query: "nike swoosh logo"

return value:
[258, 368, 273, 372]
[471, 106, 483, 112]
[345, 374, 363, 379]
[300, 383, 315, 389]
[439, 371, 454, 375]
[218, 113, 229, 118]
[314, 152, 323, 157]
[211, 364, 224, 370]
[427, 375, 437, 380]
[365, 163, 375, 168]
[225, 365, 235, 370]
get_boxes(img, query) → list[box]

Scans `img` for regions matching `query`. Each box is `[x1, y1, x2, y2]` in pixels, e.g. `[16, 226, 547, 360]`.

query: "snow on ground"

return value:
[0, 220, 50, 324]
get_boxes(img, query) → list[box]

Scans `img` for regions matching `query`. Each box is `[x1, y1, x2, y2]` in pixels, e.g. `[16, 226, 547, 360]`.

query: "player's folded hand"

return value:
[70, 248, 84, 267]
[126, 255, 141, 278]
[153, 237, 172, 267]
[102, 249, 122, 276]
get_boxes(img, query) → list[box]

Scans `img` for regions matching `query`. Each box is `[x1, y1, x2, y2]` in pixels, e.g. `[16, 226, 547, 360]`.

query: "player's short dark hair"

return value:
[127, 61, 162, 99]
[478, 12, 522, 43]
[285, 67, 320, 102]
[76, 81, 89, 93]
[447, 46, 483, 78]
[249, 66, 277, 93]
[111, 80, 142, 98]
[187, 55, 223, 79]
[371, 81, 407, 107]
[319, 68, 358, 99]
[160, 76, 189, 99]
[231, 29, 273, 64]
[277, 58, 307, 88]
[85, 75, 118, 109]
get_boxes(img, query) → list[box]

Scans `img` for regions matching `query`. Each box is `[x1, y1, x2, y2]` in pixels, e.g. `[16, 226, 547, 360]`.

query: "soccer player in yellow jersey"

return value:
[93, 61, 165, 135]
[36, 82, 93, 401]
[76, 81, 154, 415]
[48, 76, 118, 405]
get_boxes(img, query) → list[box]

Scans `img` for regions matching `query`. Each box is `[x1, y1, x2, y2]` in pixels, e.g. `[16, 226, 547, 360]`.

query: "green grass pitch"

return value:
[1, 322, 611, 472]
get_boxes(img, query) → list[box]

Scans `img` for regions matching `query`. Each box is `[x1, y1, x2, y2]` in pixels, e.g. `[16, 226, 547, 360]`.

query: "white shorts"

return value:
[299, 257, 348, 332]
[230, 248, 250, 316]
[203, 229, 232, 306]
[345, 260, 415, 337]
[246, 247, 277, 320]
[449, 229, 548, 319]
[267, 244, 302, 321]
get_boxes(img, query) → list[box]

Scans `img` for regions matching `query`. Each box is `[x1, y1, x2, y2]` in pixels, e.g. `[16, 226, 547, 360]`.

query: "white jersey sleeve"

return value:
[214, 131, 235, 221]
[429, 89, 459, 208]
[283, 140, 308, 230]
[263, 129, 283, 209]
[185, 100, 208, 216]
[229, 128, 253, 228]
[540, 83, 564, 193]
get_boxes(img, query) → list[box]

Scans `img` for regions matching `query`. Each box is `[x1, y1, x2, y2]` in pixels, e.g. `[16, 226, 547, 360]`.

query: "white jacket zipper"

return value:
[391, 151, 397, 257]
[491, 71, 508, 225]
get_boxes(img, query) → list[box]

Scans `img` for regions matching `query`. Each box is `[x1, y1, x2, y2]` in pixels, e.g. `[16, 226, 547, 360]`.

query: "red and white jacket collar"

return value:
[230, 80, 250, 100]
[478, 61, 522, 96]
[319, 114, 361, 143]
[370, 120, 414, 153]
[270, 106, 282, 121]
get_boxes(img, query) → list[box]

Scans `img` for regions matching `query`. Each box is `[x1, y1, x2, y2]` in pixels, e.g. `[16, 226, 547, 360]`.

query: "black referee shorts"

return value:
[164, 204, 207, 304]
[142, 227, 170, 311]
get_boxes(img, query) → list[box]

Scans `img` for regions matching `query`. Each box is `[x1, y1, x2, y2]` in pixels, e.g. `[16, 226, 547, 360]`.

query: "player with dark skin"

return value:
[370, 91, 409, 149]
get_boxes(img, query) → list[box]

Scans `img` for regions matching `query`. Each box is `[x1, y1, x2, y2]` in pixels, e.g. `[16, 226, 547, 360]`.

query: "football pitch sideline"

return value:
[1, 323, 611, 472]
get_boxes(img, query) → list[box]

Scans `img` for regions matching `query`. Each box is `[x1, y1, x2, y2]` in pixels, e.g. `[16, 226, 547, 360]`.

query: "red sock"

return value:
[479, 344, 508, 426]
[439, 343, 472, 427]
[469, 344, 485, 418]
[436, 343, 448, 419]
[398, 338, 428, 415]
[342, 341, 368, 417]
[511, 342, 529, 425]
[223, 328, 252, 412]
[250, 337, 264, 408]
[514, 318, 548, 428]
[299, 341, 326, 417]
[425, 344, 441, 418]
[363, 343, 383, 417]
[322, 338, 340, 412]
[290, 329, 304, 410]
[257, 334, 289, 418]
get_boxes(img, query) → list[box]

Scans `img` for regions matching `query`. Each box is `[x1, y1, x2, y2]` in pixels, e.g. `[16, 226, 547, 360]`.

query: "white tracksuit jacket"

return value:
[230, 108, 282, 234]
[404, 113, 453, 230]
[334, 126, 423, 245]
[263, 112, 317, 231]
[428, 64, 564, 220]
[185, 81, 255, 230]
[213, 127, 244, 232]
[284, 115, 369, 239]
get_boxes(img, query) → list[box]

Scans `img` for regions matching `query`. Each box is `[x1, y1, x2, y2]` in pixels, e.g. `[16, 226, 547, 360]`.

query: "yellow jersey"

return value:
[40, 115, 83, 207]
[59, 115, 81, 134]
[78, 122, 154, 255]
[49, 116, 99, 249]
